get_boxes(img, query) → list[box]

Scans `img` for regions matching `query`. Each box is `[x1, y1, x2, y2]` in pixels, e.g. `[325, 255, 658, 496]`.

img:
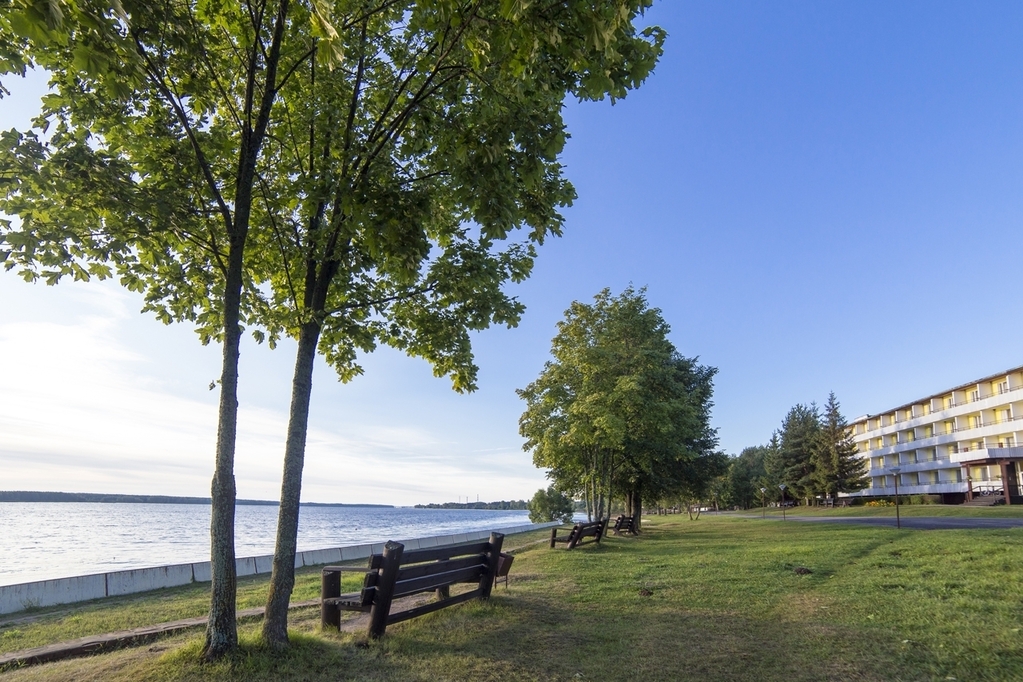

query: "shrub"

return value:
[528, 486, 575, 523]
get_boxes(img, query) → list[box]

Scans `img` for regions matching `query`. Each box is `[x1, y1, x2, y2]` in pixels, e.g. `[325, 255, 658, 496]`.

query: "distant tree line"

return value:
[721, 393, 869, 509]
[414, 500, 528, 510]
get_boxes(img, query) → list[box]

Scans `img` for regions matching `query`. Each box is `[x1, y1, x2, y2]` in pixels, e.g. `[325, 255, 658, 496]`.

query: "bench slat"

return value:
[324, 590, 375, 612]
[399, 541, 491, 566]
[393, 564, 485, 598]
[386, 588, 482, 625]
[396, 554, 483, 582]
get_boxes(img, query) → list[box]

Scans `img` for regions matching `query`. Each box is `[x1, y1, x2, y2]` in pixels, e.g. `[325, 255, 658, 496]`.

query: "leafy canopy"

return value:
[1, 0, 667, 388]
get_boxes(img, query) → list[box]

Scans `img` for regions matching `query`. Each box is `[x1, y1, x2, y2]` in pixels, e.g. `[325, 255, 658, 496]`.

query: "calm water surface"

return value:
[0, 503, 532, 586]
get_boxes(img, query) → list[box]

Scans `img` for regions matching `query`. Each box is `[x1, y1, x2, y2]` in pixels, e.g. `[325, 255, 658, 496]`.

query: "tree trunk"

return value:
[632, 488, 642, 533]
[262, 320, 321, 648]
[202, 236, 244, 660]
[201, 0, 290, 660]
[589, 480, 597, 523]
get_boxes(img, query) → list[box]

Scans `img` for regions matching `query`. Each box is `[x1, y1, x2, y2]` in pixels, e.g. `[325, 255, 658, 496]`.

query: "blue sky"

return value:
[2, 1, 1022, 504]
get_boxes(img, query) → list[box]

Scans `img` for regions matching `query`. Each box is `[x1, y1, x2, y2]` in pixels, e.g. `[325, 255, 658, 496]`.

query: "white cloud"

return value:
[0, 279, 548, 504]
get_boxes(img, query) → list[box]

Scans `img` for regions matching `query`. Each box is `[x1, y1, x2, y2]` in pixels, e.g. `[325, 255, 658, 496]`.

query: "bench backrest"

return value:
[391, 542, 492, 599]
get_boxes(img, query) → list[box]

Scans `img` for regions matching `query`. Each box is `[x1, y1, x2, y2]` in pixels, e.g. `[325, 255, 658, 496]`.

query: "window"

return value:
[999, 381, 1009, 394]
[971, 390, 980, 402]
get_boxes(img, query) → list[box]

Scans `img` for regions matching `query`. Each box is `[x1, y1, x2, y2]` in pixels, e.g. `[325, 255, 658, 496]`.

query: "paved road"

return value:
[779, 516, 1023, 530]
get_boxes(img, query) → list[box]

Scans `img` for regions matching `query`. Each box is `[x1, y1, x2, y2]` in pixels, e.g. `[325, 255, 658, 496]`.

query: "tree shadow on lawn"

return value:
[372, 589, 910, 682]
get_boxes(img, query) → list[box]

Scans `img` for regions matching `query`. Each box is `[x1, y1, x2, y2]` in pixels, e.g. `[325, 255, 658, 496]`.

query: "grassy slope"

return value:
[3, 519, 1023, 681]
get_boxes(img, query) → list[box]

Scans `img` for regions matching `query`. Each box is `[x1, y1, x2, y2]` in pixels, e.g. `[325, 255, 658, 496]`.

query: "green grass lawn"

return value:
[3, 519, 1022, 681]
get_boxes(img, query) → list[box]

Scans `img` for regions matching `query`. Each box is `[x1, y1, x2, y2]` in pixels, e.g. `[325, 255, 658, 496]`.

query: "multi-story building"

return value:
[846, 366, 1023, 505]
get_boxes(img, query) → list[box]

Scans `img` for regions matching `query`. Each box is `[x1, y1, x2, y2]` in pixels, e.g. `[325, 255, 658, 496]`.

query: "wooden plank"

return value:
[392, 565, 484, 598]
[386, 589, 481, 625]
[399, 541, 490, 565]
[324, 589, 375, 612]
[396, 555, 482, 582]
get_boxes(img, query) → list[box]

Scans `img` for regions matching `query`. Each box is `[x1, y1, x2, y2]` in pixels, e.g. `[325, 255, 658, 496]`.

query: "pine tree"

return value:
[812, 392, 869, 497]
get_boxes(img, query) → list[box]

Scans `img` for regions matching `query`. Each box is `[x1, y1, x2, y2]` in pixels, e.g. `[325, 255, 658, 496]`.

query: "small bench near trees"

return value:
[321, 532, 504, 638]
[549, 518, 609, 549]
[613, 515, 637, 535]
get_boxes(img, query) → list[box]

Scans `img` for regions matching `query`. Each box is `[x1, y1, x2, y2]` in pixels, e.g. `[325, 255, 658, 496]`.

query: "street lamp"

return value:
[760, 487, 767, 519]
[779, 484, 787, 520]
[890, 466, 902, 529]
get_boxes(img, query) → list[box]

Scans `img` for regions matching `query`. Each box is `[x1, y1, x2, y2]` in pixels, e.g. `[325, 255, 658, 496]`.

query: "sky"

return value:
[2, 1, 1023, 505]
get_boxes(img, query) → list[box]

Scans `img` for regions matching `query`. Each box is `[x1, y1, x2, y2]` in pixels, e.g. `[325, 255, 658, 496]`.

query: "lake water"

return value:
[0, 503, 534, 586]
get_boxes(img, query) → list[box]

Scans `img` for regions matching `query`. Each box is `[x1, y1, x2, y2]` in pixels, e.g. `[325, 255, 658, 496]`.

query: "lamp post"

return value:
[890, 466, 902, 529]
[779, 484, 787, 520]
[760, 487, 767, 519]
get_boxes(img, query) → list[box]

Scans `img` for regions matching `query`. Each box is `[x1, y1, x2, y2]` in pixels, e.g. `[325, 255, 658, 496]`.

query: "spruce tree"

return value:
[812, 392, 869, 497]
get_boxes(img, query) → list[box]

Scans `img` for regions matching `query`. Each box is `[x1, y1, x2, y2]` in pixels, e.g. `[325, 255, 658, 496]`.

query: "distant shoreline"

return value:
[414, 500, 528, 510]
[0, 491, 393, 507]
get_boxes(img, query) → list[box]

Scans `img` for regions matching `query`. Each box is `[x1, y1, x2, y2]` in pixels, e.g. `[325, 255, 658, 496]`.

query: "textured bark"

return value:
[626, 488, 643, 533]
[262, 320, 320, 648]
[202, 237, 243, 660]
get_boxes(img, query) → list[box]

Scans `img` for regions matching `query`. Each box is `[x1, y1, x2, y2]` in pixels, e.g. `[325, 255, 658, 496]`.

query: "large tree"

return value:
[1, 0, 666, 652]
[518, 287, 719, 532]
[810, 392, 868, 499]
[1, 0, 299, 658]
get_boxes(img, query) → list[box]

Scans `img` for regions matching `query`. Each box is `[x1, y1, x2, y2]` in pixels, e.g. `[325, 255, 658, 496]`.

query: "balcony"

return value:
[950, 445, 1023, 465]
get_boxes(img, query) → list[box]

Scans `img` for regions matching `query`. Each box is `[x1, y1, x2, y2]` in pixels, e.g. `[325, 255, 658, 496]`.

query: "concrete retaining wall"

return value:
[0, 521, 559, 616]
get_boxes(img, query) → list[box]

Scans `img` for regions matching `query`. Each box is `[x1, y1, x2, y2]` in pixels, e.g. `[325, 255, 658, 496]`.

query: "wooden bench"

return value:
[549, 518, 608, 549]
[612, 515, 637, 535]
[320, 532, 504, 638]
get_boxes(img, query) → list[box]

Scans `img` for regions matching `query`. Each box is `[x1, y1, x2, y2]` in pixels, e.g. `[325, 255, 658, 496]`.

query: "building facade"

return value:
[846, 366, 1023, 505]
